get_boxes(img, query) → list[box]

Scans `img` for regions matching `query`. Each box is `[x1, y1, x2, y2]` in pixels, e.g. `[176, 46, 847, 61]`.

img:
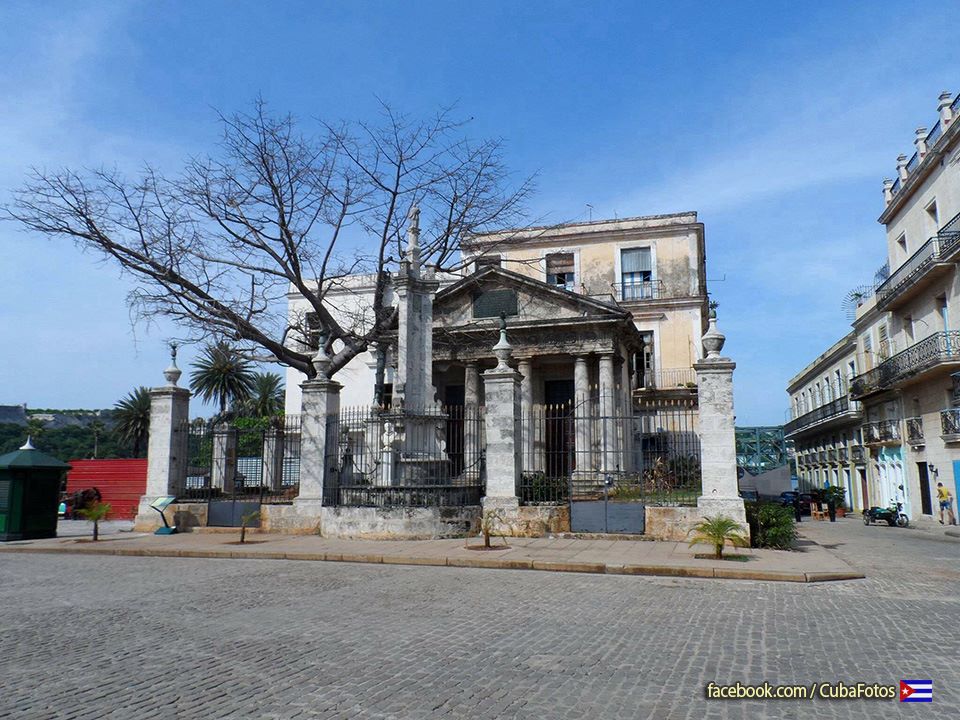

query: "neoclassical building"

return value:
[285, 212, 710, 414]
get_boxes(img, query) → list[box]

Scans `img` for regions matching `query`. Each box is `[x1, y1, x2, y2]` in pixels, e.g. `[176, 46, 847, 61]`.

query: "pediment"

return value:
[433, 267, 628, 329]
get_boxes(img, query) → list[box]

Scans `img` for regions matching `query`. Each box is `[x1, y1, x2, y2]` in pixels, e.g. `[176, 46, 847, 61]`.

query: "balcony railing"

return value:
[862, 419, 901, 446]
[876, 212, 960, 309]
[850, 445, 866, 464]
[639, 367, 697, 390]
[826, 448, 838, 464]
[837, 447, 849, 463]
[941, 408, 960, 439]
[850, 331, 960, 398]
[783, 395, 860, 436]
[905, 416, 925, 445]
[614, 279, 663, 302]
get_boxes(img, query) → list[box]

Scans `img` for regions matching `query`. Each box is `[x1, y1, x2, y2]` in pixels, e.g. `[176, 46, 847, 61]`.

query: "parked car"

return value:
[739, 487, 760, 502]
[779, 491, 814, 514]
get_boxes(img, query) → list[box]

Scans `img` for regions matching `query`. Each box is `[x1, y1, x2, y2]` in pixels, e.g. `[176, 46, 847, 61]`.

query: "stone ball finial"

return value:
[163, 341, 182, 386]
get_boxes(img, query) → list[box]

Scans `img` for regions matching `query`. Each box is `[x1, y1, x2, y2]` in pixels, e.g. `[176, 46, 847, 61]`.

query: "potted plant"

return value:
[821, 486, 847, 517]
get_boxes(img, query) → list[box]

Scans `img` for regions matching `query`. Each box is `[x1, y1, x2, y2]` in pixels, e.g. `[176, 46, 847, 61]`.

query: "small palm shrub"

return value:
[745, 501, 797, 550]
[77, 501, 111, 541]
[239, 509, 261, 544]
[687, 515, 748, 560]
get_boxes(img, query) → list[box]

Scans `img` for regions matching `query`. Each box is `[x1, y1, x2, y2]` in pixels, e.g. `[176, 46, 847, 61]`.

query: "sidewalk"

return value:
[0, 526, 863, 583]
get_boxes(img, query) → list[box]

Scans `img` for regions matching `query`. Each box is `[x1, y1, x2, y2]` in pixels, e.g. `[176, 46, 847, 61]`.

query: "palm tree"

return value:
[687, 515, 749, 560]
[189, 343, 256, 416]
[77, 501, 111, 541]
[113, 387, 151, 457]
[239, 372, 285, 418]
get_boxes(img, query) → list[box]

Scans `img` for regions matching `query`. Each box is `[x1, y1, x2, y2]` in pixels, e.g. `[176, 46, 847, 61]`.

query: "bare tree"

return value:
[6, 100, 534, 379]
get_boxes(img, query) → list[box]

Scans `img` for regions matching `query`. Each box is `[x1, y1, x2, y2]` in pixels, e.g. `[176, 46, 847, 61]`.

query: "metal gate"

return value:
[178, 417, 301, 527]
[519, 398, 700, 534]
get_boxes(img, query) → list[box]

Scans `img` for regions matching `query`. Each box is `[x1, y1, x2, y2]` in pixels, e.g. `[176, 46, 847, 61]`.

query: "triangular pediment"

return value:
[433, 266, 629, 328]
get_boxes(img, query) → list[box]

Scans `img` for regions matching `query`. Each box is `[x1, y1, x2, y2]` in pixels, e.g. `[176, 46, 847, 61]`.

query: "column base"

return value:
[696, 496, 749, 540]
[481, 495, 521, 536]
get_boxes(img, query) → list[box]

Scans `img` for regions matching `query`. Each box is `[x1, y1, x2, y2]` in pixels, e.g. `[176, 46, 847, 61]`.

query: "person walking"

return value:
[936, 482, 957, 526]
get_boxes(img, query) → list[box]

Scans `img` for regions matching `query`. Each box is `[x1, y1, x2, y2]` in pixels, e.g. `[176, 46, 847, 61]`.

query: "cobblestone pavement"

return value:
[0, 519, 956, 720]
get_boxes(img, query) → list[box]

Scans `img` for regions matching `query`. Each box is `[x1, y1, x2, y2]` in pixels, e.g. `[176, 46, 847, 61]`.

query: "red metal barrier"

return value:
[66, 459, 147, 520]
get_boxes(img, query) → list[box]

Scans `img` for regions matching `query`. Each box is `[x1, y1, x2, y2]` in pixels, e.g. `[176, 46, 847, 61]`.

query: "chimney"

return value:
[938, 91, 954, 127]
[914, 127, 928, 159]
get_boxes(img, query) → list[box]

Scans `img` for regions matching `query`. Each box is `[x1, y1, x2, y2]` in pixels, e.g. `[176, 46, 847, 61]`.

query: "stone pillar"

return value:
[518, 358, 534, 472]
[694, 312, 747, 529]
[619, 353, 634, 473]
[914, 127, 928, 159]
[598, 352, 617, 474]
[263, 427, 285, 492]
[296, 377, 342, 503]
[134, 347, 190, 531]
[882, 179, 894, 205]
[574, 354, 592, 474]
[211, 424, 237, 493]
[897, 154, 909, 182]
[938, 91, 954, 127]
[481, 322, 522, 525]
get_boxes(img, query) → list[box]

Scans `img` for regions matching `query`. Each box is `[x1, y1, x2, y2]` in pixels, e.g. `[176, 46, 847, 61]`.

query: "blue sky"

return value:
[1, 0, 958, 423]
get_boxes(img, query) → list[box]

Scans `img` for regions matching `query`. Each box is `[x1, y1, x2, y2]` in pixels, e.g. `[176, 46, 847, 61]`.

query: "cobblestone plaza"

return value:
[1, 522, 957, 719]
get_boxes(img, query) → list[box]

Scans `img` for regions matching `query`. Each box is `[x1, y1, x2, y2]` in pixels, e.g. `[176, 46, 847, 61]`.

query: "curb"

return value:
[0, 545, 864, 583]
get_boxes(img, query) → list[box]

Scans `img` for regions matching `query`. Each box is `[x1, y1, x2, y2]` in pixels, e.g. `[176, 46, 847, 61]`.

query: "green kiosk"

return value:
[0, 438, 70, 541]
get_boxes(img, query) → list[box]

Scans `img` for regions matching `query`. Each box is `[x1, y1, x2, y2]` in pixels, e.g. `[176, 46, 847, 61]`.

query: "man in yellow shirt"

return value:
[936, 483, 957, 526]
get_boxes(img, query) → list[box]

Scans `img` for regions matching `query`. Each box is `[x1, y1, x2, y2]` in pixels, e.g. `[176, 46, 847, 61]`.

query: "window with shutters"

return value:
[620, 247, 654, 300]
[878, 323, 890, 360]
[545, 252, 575, 290]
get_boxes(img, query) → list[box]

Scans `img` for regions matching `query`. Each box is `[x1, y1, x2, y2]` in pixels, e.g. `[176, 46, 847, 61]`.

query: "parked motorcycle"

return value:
[863, 499, 909, 528]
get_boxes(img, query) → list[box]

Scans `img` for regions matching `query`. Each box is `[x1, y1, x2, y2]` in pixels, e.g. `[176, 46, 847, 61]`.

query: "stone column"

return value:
[296, 377, 342, 503]
[263, 427, 285, 492]
[619, 352, 634, 473]
[574, 354, 592, 474]
[134, 348, 190, 531]
[518, 358, 534, 472]
[694, 312, 747, 529]
[211, 424, 237, 493]
[598, 352, 618, 474]
[463, 362, 481, 479]
[481, 322, 522, 525]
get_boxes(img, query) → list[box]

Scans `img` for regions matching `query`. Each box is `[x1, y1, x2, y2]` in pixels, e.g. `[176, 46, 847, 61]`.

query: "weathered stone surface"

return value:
[643, 506, 702, 541]
[319, 505, 480, 539]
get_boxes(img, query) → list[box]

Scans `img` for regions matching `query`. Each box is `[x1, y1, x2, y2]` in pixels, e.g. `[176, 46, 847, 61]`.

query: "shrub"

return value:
[745, 501, 797, 550]
[687, 515, 749, 559]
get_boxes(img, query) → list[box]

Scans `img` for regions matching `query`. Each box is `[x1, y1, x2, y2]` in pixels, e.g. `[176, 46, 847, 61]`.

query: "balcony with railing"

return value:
[837, 446, 849, 464]
[862, 419, 901, 446]
[614, 279, 663, 302]
[875, 211, 960, 310]
[905, 416, 925, 446]
[637, 367, 697, 392]
[783, 394, 861, 438]
[826, 448, 839, 464]
[941, 408, 960, 442]
[850, 445, 866, 464]
[850, 331, 960, 399]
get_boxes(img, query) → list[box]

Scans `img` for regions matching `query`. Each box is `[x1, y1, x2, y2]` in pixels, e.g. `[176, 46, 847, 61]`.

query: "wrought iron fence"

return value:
[323, 405, 484, 507]
[850, 445, 866, 464]
[518, 397, 700, 507]
[176, 415, 302, 504]
[851, 331, 960, 397]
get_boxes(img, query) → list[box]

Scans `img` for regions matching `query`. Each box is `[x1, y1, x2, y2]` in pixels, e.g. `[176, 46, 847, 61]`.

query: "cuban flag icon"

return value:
[900, 680, 933, 702]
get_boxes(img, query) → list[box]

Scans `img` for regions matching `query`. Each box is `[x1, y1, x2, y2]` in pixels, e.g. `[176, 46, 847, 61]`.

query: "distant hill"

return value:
[0, 406, 134, 462]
